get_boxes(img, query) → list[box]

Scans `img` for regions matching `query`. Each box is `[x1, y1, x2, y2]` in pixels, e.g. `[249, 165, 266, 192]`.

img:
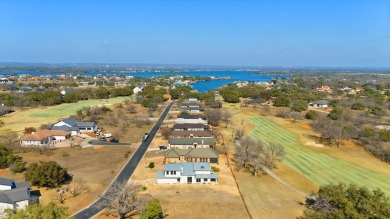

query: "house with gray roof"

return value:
[171, 130, 213, 138]
[309, 100, 329, 108]
[164, 148, 219, 163]
[172, 123, 210, 131]
[50, 117, 97, 136]
[0, 178, 40, 213]
[157, 162, 218, 184]
[168, 137, 215, 149]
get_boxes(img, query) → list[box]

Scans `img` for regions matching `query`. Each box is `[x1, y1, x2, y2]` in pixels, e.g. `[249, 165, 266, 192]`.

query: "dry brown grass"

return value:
[0, 146, 132, 214]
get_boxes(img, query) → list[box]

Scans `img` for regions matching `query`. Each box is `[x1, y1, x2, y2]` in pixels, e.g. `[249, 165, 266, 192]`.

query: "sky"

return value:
[0, 0, 389, 67]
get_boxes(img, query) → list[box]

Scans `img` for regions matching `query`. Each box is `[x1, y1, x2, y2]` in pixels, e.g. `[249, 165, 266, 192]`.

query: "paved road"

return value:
[73, 102, 175, 219]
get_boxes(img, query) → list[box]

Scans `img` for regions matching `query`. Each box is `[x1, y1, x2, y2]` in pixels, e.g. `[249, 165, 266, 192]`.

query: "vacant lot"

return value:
[0, 96, 129, 132]
[0, 146, 133, 214]
[249, 116, 390, 194]
[128, 153, 250, 219]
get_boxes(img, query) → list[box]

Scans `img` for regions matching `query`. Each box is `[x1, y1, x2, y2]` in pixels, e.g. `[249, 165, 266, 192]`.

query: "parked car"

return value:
[110, 138, 119, 143]
[159, 146, 167, 150]
[99, 137, 106, 141]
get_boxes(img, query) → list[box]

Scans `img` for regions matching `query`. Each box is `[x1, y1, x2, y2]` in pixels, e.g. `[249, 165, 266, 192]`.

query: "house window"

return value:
[196, 178, 201, 183]
[173, 171, 176, 175]
[170, 171, 174, 175]
[204, 178, 208, 182]
[166, 171, 169, 175]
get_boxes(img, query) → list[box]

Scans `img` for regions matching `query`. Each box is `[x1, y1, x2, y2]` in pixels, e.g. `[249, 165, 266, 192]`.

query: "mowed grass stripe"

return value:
[250, 118, 390, 189]
[248, 117, 390, 194]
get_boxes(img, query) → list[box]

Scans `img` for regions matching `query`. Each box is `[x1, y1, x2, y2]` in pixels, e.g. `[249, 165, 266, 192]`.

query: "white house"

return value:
[50, 117, 97, 136]
[0, 178, 40, 214]
[133, 86, 143, 94]
[176, 115, 207, 124]
[309, 100, 329, 108]
[20, 130, 71, 146]
[172, 123, 210, 131]
[157, 162, 218, 184]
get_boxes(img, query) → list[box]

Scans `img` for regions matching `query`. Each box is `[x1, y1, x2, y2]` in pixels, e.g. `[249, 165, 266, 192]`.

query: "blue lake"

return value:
[1, 71, 289, 93]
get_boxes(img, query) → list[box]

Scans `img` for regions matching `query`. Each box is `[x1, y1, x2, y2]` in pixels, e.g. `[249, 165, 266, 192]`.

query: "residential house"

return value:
[164, 148, 219, 163]
[50, 117, 97, 136]
[168, 137, 215, 149]
[171, 130, 212, 138]
[133, 86, 143, 94]
[20, 129, 70, 146]
[19, 86, 33, 93]
[176, 115, 207, 124]
[0, 105, 14, 116]
[60, 88, 74, 96]
[316, 85, 333, 93]
[172, 123, 210, 131]
[309, 100, 329, 108]
[156, 162, 218, 184]
[0, 178, 40, 213]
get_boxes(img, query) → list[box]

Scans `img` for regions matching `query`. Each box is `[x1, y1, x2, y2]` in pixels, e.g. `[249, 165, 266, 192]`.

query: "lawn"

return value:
[248, 116, 390, 195]
[0, 97, 130, 132]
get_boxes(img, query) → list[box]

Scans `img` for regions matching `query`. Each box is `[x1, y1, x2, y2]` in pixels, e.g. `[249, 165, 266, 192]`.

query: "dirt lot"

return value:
[128, 152, 250, 219]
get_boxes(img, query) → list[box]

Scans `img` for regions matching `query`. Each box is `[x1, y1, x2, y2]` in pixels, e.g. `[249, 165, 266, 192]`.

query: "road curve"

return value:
[73, 102, 175, 219]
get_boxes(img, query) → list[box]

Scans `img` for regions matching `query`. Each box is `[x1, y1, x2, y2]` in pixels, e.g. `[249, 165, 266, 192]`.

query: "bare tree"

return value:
[161, 128, 172, 140]
[68, 179, 89, 197]
[205, 109, 222, 126]
[222, 110, 231, 128]
[233, 128, 244, 142]
[54, 186, 69, 204]
[0, 131, 19, 148]
[266, 143, 286, 168]
[261, 105, 270, 114]
[98, 183, 151, 219]
[289, 111, 304, 122]
[127, 104, 137, 114]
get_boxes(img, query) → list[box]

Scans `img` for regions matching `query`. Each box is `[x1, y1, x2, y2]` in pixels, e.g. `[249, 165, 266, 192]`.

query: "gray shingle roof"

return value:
[164, 148, 218, 158]
[0, 178, 13, 187]
[171, 130, 212, 137]
[0, 188, 30, 203]
[172, 123, 210, 130]
[186, 148, 218, 158]
[50, 125, 79, 132]
[168, 138, 215, 146]
[310, 100, 329, 105]
[177, 115, 204, 119]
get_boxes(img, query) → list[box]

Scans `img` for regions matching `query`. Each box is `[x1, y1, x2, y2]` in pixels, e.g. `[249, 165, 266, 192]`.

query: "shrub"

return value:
[148, 162, 155, 169]
[140, 198, 163, 219]
[10, 159, 26, 173]
[305, 110, 319, 120]
[273, 96, 291, 107]
[211, 166, 220, 172]
[291, 100, 308, 112]
[24, 161, 71, 188]
[328, 107, 343, 120]
[351, 102, 366, 110]
[0, 146, 23, 170]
